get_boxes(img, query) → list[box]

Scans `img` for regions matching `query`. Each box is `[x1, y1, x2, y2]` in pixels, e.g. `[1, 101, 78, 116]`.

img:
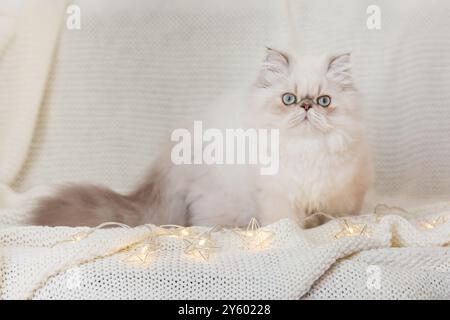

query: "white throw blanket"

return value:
[1, 0, 450, 299]
[1, 195, 450, 299]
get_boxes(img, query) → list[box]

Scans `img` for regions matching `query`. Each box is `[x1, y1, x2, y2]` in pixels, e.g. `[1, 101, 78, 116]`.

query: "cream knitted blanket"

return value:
[1, 195, 450, 299]
[0, 0, 67, 206]
[1, 0, 450, 300]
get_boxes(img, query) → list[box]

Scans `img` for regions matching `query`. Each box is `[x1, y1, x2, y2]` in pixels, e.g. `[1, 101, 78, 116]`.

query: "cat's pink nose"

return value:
[302, 104, 312, 111]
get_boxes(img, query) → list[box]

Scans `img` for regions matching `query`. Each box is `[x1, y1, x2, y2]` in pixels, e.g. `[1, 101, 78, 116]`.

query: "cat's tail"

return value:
[29, 184, 146, 227]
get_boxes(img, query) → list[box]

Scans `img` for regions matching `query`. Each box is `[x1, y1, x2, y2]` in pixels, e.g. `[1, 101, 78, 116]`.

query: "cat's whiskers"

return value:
[286, 111, 306, 128]
[308, 109, 333, 132]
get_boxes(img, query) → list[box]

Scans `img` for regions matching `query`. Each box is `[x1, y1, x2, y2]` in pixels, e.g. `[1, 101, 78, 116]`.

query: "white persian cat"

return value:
[30, 48, 371, 228]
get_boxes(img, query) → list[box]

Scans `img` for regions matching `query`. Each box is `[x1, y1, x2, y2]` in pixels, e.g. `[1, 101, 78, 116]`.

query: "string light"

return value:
[374, 204, 449, 231]
[125, 237, 159, 265]
[51, 206, 449, 266]
[29, 207, 450, 301]
[154, 225, 202, 240]
[374, 203, 410, 216]
[66, 231, 90, 243]
[373, 203, 412, 223]
[419, 216, 447, 230]
[238, 218, 274, 250]
[334, 219, 369, 239]
[51, 222, 131, 247]
[50, 231, 90, 248]
[183, 231, 219, 260]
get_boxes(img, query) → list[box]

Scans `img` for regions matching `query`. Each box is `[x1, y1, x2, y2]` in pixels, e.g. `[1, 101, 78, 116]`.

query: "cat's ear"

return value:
[326, 53, 354, 90]
[256, 47, 290, 88]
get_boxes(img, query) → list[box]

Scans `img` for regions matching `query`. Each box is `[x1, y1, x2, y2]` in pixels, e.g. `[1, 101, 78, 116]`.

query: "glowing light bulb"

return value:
[184, 233, 218, 261]
[238, 218, 274, 250]
[419, 216, 447, 230]
[125, 238, 159, 265]
[334, 219, 369, 239]
[72, 232, 89, 242]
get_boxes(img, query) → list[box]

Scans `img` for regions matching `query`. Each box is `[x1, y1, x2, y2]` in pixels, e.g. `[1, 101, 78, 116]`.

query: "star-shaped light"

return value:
[334, 219, 369, 239]
[175, 227, 200, 239]
[184, 232, 218, 261]
[238, 218, 275, 250]
[70, 231, 90, 242]
[125, 238, 159, 265]
[373, 203, 410, 223]
[157, 225, 200, 239]
[419, 216, 447, 230]
[51, 231, 91, 247]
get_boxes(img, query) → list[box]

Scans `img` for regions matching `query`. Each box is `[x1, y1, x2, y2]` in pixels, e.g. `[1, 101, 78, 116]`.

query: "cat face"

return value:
[253, 48, 362, 137]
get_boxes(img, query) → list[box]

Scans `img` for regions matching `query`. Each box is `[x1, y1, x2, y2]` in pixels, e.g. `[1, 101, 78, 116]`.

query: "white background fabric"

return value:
[9, 0, 450, 209]
[12, 0, 290, 194]
[0, 0, 67, 185]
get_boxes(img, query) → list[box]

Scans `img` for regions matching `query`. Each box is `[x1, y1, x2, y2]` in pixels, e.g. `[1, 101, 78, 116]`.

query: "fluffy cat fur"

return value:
[29, 48, 371, 228]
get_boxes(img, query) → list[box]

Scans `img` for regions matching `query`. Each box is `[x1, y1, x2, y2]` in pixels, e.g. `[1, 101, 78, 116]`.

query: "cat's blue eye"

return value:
[282, 93, 297, 106]
[317, 95, 331, 107]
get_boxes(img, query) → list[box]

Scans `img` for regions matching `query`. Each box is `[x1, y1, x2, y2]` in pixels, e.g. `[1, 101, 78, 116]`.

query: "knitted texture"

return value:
[5, 0, 449, 209]
[0, 0, 68, 185]
[1, 0, 450, 300]
[11, 0, 290, 195]
[1, 195, 449, 299]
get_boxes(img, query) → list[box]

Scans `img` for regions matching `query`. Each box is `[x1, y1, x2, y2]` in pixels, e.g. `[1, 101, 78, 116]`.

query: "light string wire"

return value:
[50, 221, 132, 247]
[27, 228, 161, 300]
[303, 203, 450, 239]
[26, 219, 274, 299]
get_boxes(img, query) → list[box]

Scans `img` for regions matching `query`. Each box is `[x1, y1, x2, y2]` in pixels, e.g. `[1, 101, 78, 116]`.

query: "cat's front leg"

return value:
[300, 212, 333, 229]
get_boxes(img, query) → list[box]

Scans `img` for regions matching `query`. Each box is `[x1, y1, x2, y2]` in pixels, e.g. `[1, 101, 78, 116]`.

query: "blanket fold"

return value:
[0, 0, 68, 206]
